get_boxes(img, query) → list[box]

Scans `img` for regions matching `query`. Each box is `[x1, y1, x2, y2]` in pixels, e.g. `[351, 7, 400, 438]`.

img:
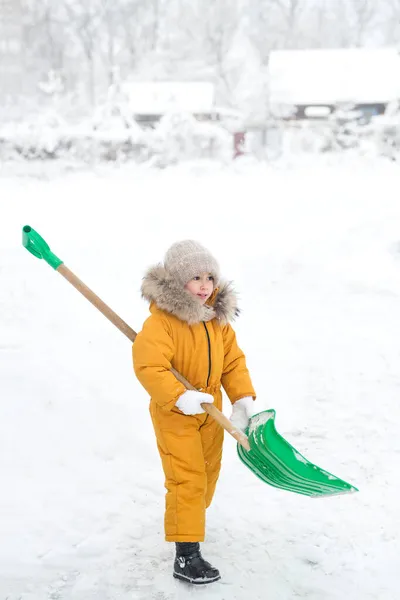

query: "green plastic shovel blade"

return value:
[237, 410, 358, 498]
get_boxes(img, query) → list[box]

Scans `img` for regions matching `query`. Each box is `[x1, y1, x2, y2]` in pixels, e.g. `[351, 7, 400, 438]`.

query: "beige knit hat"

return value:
[164, 240, 220, 286]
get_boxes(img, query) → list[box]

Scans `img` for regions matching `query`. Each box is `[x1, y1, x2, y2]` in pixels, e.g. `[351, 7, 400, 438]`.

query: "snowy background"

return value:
[2, 0, 400, 597]
[1, 156, 400, 599]
[3, 1, 400, 165]
[3, 0, 400, 115]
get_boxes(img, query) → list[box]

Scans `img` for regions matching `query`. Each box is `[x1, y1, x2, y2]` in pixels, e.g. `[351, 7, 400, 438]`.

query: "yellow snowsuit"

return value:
[132, 266, 255, 542]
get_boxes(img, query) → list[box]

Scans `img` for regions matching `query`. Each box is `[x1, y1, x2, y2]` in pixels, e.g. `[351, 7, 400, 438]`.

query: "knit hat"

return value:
[164, 240, 220, 287]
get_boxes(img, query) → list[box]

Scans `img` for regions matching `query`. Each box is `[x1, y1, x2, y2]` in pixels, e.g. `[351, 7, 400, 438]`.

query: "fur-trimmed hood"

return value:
[141, 265, 240, 325]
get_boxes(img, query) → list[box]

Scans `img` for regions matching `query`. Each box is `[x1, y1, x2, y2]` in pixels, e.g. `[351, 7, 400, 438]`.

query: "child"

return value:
[132, 240, 256, 585]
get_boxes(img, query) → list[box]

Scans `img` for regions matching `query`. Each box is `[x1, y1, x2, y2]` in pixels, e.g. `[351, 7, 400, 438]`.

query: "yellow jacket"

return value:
[133, 265, 255, 410]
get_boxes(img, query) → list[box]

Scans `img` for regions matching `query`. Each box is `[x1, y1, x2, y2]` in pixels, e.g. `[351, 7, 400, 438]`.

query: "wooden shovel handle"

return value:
[57, 265, 250, 451]
[201, 403, 250, 450]
[171, 367, 250, 450]
[58, 265, 137, 342]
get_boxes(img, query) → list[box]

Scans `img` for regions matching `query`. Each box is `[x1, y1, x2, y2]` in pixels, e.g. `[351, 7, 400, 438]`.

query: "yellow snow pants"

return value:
[149, 386, 224, 542]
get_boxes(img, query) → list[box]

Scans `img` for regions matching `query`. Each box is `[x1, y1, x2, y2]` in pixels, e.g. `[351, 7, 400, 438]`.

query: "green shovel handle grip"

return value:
[22, 226, 63, 269]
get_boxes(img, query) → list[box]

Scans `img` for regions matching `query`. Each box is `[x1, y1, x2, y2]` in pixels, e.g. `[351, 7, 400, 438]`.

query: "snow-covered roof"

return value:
[269, 48, 400, 105]
[122, 81, 215, 115]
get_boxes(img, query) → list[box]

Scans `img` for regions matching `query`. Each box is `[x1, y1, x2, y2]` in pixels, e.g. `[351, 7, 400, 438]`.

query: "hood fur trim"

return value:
[141, 265, 240, 325]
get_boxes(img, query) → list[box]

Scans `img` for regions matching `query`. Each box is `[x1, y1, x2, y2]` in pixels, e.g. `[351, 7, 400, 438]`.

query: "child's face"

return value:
[185, 273, 214, 304]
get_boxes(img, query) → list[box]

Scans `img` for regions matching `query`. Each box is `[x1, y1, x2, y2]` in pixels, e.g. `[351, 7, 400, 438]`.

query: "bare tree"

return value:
[96, 0, 123, 87]
[202, 0, 239, 77]
[244, 0, 279, 63]
[62, 0, 103, 105]
[149, 0, 161, 51]
[381, 0, 400, 44]
[269, 0, 306, 47]
[20, 0, 71, 98]
[119, 0, 143, 69]
[347, 0, 378, 46]
[38, 2, 66, 71]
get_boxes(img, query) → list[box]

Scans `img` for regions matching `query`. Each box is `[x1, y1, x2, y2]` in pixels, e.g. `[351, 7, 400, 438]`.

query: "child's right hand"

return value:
[175, 390, 214, 415]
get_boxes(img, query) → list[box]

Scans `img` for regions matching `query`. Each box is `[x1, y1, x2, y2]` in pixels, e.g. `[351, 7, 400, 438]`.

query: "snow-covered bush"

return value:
[280, 122, 332, 156]
[279, 105, 383, 158]
[320, 104, 364, 152]
[0, 106, 233, 165]
[71, 102, 149, 163]
[368, 102, 400, 161]
[0, 112, 70, 160]
[148, 112, 232, 167]
[373, 119, 400, 160]
[0, 108, 150, 163]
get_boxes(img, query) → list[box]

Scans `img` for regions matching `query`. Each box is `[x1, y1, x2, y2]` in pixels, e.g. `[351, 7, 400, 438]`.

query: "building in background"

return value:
[120, 81, 215, 126]
[269, 48, 400, 121]
[119, 81, 242, 130]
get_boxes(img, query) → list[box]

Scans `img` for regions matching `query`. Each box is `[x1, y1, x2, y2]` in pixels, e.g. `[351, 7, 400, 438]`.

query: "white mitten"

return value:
[175, 390, 214, 415]
[230, 396, 255, 431]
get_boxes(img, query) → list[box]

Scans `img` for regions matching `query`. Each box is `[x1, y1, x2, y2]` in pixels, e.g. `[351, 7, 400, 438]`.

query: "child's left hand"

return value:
[229, 397, 255, 432]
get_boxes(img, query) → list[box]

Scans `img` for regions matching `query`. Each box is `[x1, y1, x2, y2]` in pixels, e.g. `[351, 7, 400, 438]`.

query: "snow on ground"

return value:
[1, 156, 400, 599]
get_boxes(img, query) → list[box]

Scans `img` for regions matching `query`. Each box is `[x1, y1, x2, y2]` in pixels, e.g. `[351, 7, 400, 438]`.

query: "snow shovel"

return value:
[22, 225, 358, 498]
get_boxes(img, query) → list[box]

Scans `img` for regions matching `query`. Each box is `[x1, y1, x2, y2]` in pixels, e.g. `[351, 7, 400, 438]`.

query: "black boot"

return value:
[173, 542, 221, 585]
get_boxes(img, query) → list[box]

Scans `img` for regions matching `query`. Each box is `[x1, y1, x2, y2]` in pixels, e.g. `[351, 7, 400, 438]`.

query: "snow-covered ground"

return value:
[1, 157, 400, 599]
